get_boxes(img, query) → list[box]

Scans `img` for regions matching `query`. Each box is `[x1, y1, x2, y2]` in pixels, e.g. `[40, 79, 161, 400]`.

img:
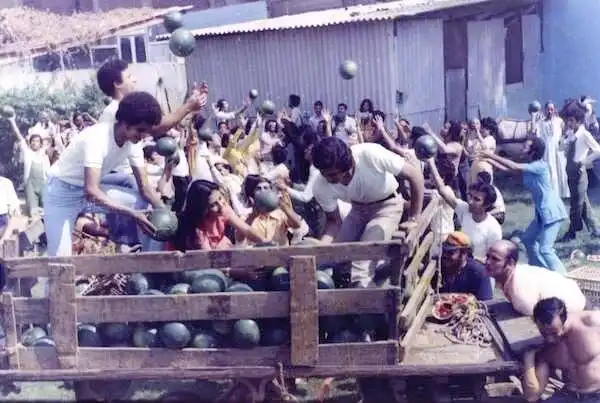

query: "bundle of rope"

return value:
[436, 297, 493, 347]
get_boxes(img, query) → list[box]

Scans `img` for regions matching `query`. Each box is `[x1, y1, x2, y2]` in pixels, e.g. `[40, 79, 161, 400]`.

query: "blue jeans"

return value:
[100, 173, 140, 246]
[520, 215, 566, 275]
[43, 177, 156, 258]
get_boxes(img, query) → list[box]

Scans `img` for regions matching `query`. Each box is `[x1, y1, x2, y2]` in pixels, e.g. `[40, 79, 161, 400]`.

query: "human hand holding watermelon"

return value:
[132, 210, 157, 237]
[185, 82, 209, 111]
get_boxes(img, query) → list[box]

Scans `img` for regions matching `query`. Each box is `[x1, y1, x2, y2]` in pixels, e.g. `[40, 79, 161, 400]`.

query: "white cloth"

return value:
[288, 165, 351, 218]
[503, 263, 586, 316]
[146, 163, 163, 190]
[332, 116, 358, 145]
[540, 116, 570, 198]
[564, 125, 600, 166]
[0, 177, 20, 215]
[98, 100, 133, 175]
[191, 142, 216, 182]
[492, 185, 506, 213]
[455, 199, 503, 262]
[19, 139, 50, 183]
[430, 185, 456, 256]
[48, 122, 145, 187]
[313, 143, 405, 213]
[171, 148, 189, 178]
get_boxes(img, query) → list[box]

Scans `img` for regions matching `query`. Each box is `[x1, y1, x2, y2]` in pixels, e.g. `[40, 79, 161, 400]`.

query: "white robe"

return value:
[539, 116, 570, 198]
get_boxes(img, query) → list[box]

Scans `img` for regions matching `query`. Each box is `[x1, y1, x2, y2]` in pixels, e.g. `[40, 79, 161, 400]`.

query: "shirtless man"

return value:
[523, 297, 600, 402]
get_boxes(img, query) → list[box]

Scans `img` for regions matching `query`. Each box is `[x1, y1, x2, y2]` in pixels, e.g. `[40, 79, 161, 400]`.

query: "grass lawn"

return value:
[3, 171, 599, 401]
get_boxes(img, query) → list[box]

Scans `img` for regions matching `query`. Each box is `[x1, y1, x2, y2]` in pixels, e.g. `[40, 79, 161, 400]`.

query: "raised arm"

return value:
[151, 82, 208, 136]
[423, 123, 460, 156]
[482, 150, 526, 171]
[425, 158, 458, 209]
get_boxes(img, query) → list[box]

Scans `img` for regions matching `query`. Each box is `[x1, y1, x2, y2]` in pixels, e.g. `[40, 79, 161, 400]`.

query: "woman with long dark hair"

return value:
[172, 179, 265, 251]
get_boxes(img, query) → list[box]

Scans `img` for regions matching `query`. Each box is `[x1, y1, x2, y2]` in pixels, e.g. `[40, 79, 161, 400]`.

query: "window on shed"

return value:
[505, 15, 524, 85]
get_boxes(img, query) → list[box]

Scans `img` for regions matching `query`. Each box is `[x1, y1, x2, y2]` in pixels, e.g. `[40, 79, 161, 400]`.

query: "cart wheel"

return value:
[74, 380, 132, 401]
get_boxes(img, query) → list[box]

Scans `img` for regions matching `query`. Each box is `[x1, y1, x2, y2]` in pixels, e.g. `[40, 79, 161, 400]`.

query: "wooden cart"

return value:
[0, 194, 526, 402]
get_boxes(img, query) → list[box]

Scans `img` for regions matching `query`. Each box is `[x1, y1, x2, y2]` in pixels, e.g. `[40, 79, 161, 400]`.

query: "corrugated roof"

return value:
[156, 0, 493, 39]
[0, 5, 192, 59]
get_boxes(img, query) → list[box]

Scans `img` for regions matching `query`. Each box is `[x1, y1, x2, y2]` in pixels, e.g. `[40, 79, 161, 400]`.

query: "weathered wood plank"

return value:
[47, 264, 77, 369]
[12, 288, 394, 324]
[398, 293, 432, 362]
[17, 342, 399, 370]
[404, 232, 434, 296]
[0, 293, 19, 369]
[406, 192, 439, 251]
[289, 256, 318, 366]
[399, 261, 436, 330]
[3, 241, 408, 278]
[0, 360, 521, 382]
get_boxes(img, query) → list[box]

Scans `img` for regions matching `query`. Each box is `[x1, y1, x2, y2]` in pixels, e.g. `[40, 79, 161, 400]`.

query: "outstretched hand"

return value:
[187, 82, 209, 111]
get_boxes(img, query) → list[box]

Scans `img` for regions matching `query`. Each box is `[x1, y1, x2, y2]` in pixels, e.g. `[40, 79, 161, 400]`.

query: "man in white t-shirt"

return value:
[43, 92, 166, 258]
[485, 240, 586, 316]
[312, 137, 424, 288]
[331, 103, 358, 145]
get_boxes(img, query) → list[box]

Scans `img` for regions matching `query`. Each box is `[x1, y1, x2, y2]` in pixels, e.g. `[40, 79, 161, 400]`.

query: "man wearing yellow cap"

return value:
[436, 231, 493, 301]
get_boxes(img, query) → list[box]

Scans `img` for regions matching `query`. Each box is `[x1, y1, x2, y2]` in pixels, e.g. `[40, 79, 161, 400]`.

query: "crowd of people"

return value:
[1, 57, 600, 402]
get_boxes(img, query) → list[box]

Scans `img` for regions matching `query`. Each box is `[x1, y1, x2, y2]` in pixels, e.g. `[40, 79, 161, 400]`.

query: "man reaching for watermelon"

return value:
[43, 92, 166, 261]
[312, 137, 424, 288]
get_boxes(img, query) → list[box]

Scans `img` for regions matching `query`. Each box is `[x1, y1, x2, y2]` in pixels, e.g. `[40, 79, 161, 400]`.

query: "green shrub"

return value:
[0, 80, 107, 189]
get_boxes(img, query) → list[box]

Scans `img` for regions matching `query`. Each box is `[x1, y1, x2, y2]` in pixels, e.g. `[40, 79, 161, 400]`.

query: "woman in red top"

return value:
[172, 179, 266, 251]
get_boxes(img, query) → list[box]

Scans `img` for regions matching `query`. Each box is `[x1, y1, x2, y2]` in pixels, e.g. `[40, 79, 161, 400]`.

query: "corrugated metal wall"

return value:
[467, 18, 507, 119]
[394, 19, 445, 130]
[185, 21, 397, 116]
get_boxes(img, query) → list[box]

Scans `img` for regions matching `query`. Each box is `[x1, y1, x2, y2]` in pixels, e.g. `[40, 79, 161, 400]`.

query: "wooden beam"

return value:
[406, 191, 439, 252]
[398, 293, 432, 362]
[17, 342, 399, 370]
[0, 361, 522, 382]
[403, 232, 434, 297]
[47, 264, 77, 369]
[3, 241, 408, 278]
[289, 256, 318, 366]
[11, 288, 394, 324]
[0, 293, 19, 369]
[398, 261, 436, 331]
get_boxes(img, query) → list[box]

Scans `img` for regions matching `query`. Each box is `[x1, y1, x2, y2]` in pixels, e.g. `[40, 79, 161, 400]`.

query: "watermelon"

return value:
[77, 324, 103, 347]
[316, 271, 335, 290]
[269, 267, 290, 291]
[163, 11, 184, 33]
[169, 28, 196, 58]
[101, 323, 133, 344]
[132, 326, 160, 348]
[249, 89, 259, 100]
[262, 326, 289, 346]
[226, 283, 254, 293]
[167, 283, 190, 295]
[211, 320, 233, 336]
[0, 105, 15, 119]
[339, 60, 358, 80]
[232, 320, 261, 348]
[149, 208, 179, 241]
[320, 315, 351, 336]
[126, 273, 150, 295]
[156, 136, 177, 156]
[191, 277, 222, 294]
[178, 270, 203, 284]
[260, 100, 276, 116]
[197, 269, 228, 290]
[22, 327, 47, 346]
[414, 135, 438, 160]
[160, 322, 191, 349]
[142, 289, 164, 296]
[254, 190, 279, 213]
[166, 150, 180, 167]
[197, 127, 214, 142]
[190, 330, 220, 348]
[33, 337, 56, 347]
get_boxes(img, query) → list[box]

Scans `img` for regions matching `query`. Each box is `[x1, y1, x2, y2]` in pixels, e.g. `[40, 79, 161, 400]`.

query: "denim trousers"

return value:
[43, 176, 159, 259]
[520, 215, 566, 275]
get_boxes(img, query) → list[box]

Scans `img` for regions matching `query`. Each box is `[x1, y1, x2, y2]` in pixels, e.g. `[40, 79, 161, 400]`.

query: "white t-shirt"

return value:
[98, 100, 133, 174]
[455, 199, 502, 261]
[492, 185, 506, 213]
[0, 177, 20, 216]
[171, 148, 189, 177]
[191, 143, 216, 182]
[48, 122, 145, 187]
[332, 116, 358, 145]
[313, 143, 404, 213]
[503, 264, 587, 316]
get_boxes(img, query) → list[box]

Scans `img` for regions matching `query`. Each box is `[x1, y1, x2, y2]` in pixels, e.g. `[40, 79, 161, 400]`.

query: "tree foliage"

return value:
[0, 80, 107, 188]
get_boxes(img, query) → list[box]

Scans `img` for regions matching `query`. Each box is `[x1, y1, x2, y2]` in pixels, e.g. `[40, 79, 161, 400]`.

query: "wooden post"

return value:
[289, 256, 318, 367]
[0, 293, 19, 369]
[48, 263, 77, 369]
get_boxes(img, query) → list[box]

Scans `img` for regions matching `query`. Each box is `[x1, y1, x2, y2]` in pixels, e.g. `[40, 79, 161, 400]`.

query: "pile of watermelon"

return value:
[21, 267, 388, 349]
